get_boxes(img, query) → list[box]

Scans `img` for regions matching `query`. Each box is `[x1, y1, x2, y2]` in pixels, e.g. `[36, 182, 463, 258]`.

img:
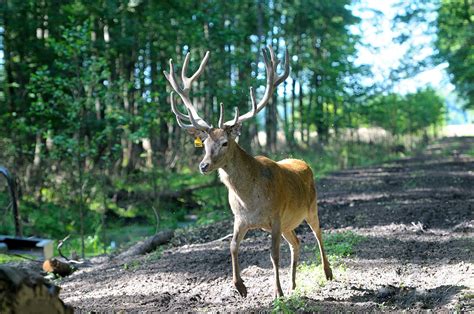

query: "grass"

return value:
[122, 246, 165, 271]
[122, 259, 141, 271]
[144, 247, 164, 263]
[467, 147, 474, 158]
[272, 231, 365, 312]
[0, 253, 29, 263]
[272, 293, 320, 314]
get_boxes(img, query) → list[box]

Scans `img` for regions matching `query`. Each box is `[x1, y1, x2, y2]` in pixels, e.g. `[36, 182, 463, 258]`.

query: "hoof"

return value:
[325, 267, 333, 281]
[234, 279, 247, 298]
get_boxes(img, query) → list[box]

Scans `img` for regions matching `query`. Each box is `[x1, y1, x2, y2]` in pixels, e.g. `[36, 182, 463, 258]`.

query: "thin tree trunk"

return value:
[291, 74, 296, 142]
[298, 81, 304, 143]
[78, 157, 85, 259]
[306, 88, 313, 146]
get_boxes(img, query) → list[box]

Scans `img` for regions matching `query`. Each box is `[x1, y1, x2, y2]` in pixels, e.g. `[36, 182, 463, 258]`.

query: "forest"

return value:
[0, 0, 473, 312]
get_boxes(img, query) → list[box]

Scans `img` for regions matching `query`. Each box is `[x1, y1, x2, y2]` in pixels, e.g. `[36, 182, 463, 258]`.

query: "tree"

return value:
[436, 0, 474, 109]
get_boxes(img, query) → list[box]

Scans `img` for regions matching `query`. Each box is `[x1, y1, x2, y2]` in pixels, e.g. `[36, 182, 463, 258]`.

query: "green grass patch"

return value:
[271, 231, 365, 312]
[467, 147, 474, 158]
[144, 247, 164, 263]
[272, 293, 320, 313]
[323, 231, 366, 261]
[123, 259, 141, 271]
[0, 253, 29, 264]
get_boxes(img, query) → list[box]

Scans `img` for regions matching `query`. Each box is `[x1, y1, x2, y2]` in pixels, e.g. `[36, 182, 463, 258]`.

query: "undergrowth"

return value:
[0, 137, 419, 262]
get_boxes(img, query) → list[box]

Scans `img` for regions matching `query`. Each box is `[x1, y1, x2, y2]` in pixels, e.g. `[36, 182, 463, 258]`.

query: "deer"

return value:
[163, 46, 333, 299]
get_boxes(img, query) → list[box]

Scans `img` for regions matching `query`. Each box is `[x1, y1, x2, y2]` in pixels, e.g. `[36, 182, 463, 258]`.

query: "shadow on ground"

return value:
[60, 137, 474, 312]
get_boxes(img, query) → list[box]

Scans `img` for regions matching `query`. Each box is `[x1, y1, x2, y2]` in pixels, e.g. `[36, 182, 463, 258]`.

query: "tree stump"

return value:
[0, 265, 72, 313]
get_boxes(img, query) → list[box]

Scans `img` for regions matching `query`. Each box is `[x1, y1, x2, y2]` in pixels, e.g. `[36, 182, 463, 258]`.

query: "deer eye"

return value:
[222, 141, 228, 147]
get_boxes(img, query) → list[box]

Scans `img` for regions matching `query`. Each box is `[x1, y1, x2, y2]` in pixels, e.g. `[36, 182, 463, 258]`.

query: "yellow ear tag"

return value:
[194, 137, 203, 148]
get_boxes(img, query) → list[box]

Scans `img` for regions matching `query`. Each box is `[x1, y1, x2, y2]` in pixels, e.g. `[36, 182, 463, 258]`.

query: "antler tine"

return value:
[170, 92, 190, 120]
[218, 103, 225, 129]
[275, 48, 290, 86]
[169, 92, 194, 130]
[190, 51, 210, 82]
[182, 51, 210, 90]
[231, 106, 239, 125]
[186, 107, 207, 131]
[220, 103, 240, 128]
[175, 116, 194, 129]
[268, 46, 277, 70]
[181, 52, 191, 89]
[164, 51, 212, 131]
[222, 45, 290, 126]
[164, 59, 184, 95]
[249, 86, 258, 116]
[222, 88, 256, 127]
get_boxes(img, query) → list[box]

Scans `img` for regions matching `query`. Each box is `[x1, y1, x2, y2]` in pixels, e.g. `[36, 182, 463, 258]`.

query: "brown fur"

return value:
[200, 135, 333, 298]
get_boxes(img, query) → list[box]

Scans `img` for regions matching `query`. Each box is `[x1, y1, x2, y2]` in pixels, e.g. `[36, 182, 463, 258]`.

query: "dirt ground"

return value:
[59, 137, 474, 312]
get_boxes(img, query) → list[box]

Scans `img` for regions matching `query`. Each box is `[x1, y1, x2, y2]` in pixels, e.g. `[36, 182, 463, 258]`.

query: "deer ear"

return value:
[225, 123, 242, 140]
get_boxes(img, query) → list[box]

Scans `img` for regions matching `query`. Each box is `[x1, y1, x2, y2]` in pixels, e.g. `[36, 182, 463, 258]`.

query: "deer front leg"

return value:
[271, 220, 284, 298]
[230, 224, 248, 297]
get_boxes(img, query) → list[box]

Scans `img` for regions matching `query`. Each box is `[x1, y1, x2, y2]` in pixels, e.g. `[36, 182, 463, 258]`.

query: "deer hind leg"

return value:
[230, 224, 248, 297]
[306, 203, 333, 281]
[282, 230, 300, 293]
[270, 220, 284, 298]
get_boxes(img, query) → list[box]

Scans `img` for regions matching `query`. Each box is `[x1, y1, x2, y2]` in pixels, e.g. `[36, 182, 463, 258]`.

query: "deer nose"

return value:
[200, 162, 210, 173]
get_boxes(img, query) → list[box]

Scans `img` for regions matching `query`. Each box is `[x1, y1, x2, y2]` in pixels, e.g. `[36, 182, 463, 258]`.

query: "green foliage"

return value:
[272, 293, 315, 314]
[144, 247, 164, 263]
[0, 254, 26, 263]
[467, 148, 474, 158]
[281, 137, 424, 180]
[436, 0, 474, 109]
[323, 231, 365, 260]
[123, 260, 141, 271]
[0, 1, 449, 258]
[365, 88, 445, 137]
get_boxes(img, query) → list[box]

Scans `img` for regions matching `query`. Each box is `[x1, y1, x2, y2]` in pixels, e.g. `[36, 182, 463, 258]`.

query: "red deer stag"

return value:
[163, 46, 333, 298]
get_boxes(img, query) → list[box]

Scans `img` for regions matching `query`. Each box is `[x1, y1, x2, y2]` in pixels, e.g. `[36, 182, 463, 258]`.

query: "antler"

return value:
[218, 46, 290, 128]
[164, 51, 212, 132]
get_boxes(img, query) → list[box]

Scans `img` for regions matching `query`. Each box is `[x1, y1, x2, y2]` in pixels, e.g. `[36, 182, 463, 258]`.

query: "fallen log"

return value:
[0, 265, 72, 313]
[117, 229, 174, 259]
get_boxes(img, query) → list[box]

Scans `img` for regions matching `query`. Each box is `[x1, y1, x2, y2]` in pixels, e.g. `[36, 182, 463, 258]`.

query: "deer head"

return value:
[164, 46, 289, 174]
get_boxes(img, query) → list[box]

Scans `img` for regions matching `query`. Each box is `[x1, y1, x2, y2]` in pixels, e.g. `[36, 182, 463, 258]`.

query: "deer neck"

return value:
[218, 142, 259, 194]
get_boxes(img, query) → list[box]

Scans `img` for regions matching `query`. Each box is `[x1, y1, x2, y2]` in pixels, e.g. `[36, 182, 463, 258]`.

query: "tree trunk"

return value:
[306, 88, 313, 146]
[291, 73, 296, 143]
[117, 230, 174, 259]
[298, 80, 304, 143]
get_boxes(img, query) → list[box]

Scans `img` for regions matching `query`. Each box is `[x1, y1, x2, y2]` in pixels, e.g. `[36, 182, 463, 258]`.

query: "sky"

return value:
[350, 0, 454, 95]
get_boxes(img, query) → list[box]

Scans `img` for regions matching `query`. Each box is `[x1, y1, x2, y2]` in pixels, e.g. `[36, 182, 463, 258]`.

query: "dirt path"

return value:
[60, 137, 474, 312]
